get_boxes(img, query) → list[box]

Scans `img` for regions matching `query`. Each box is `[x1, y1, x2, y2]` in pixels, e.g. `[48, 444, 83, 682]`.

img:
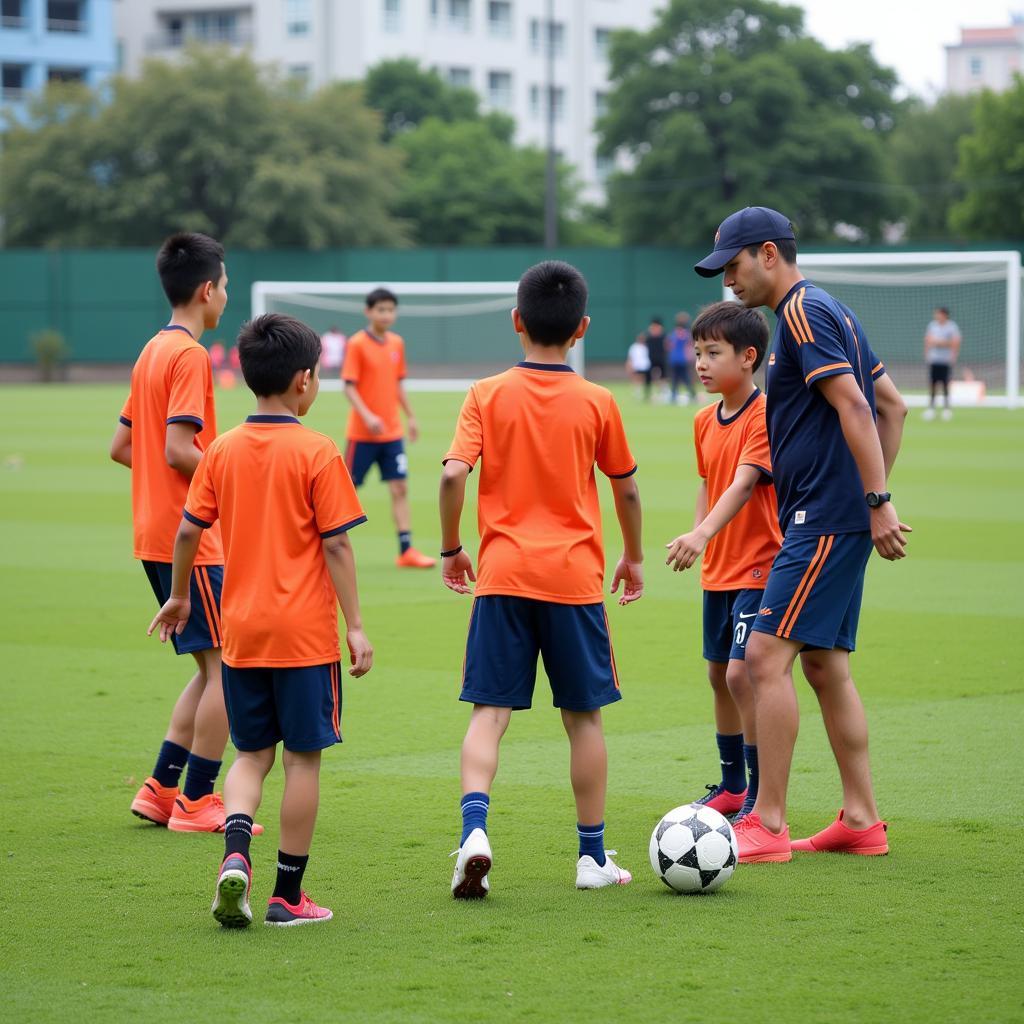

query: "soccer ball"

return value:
[649, 804, 739, 894]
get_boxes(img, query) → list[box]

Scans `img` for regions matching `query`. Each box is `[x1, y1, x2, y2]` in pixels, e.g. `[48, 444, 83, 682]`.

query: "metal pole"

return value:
[543, 0, 558, 248]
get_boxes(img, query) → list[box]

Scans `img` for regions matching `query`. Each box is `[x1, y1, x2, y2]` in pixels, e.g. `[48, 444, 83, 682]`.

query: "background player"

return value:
[341, 288, 435, 569]
[923, 306, 961, 421]
[667, 312, 697, 405]
[664, 301, 782, 823]
[110, 232, 245, 833]
[149, 313, 373, 928]
[440, 260, 644, 898]
[695, 206, 910, 863]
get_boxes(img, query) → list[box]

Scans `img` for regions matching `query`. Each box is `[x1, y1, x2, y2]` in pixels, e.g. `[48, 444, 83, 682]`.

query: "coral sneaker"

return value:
[396, 548, 436, 569]
[791, 810, 889, 855]
[167, 792, 264, 835]
[694, 783, 747, 817]
[734, 812, 792, 863]
[212, 854, 252, 929]
[265, 892, 333, 926]
[130, 777, 178, 826]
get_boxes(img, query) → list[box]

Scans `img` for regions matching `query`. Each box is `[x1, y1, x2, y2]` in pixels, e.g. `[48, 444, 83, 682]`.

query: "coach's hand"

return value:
[871, 503, 912, 560]
[665, 529, 707, 571]
[147, 597, 191, 643]
[346, 628, 373, 677]
[442, 550, 476, 595]
[611, 557, 644, 605]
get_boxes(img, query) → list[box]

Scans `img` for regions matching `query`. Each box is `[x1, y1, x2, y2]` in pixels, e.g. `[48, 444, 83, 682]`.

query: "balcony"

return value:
[146, 27, 254, 53]
[1, 15, 27, 28]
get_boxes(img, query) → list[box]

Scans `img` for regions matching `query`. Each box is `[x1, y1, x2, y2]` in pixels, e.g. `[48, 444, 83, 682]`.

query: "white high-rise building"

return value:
[115, 0, 662, 199]
[945, 15, 1024, 94]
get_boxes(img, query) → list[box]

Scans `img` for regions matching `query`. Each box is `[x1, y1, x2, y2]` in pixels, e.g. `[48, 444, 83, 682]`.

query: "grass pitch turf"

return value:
[1, 383, 1021, 1024]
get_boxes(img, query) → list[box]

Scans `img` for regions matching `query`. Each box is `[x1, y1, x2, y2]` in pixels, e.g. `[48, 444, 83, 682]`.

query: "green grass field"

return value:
[1, 383, 1022, 1024]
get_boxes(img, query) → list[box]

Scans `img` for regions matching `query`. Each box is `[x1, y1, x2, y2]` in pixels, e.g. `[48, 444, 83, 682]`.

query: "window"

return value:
[487, 70, 513, 110]
[1, 63, 27, 100]
[429, 0, 439, 25]
[969, 55, 983, 77]
[594, 27, 611, 61]
[48, 66, 87, 83]
[289, 64, 311, 82]
[595, 153, 615, 183]
[382, 0, 400, 32]
[530, 84, 564, 120]
[1, 0, 26, 29]
[194, 11, 238, 42]
[594, 90, 608, 119]
[447, 66, 472, 88]
[529, 18, 565, 56]
[488, 0, 511, 37]
[448, 0, 470, 31]
[47, 0, 83, 32]
[286, 0, 310, 36]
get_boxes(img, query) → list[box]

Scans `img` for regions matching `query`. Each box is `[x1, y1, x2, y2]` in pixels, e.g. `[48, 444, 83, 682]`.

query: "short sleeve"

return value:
[167, 347, 210, 428]
[396, 337, 407, 380]
[119, 392, 132, 427]
[444, 387, 483, 469]
[184, 450, 218, 529]
[341, 337, 361, 384]
[693, 419, 707, 479]
[738, 408, 772, 478]
[313, 454, 367, 537]
[867, 341, 886, 381]
[781, 291, 855, 389]
[597, 395, 636, 479]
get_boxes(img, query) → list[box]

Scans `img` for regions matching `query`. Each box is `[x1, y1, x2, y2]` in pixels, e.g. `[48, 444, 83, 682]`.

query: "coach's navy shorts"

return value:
[751, 531, 873, 651]
[222, 661, 343, 752]
[345, 439, 407, 487]
[460, 596, 622, 712]
[143, 561, 223, 656]
[703, 588, 764, 663]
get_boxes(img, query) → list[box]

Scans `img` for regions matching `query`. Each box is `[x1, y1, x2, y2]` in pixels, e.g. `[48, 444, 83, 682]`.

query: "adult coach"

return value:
[694, 207, 910, 863]
[923, 307, 960, 421]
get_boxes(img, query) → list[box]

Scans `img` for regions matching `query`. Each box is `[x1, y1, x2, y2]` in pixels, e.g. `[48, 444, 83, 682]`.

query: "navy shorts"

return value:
[751, 531, 873, 651]
[703, 588, 763, 663]
[345, 439, 407, 487]
[222, 661, 343, 752]
[460, 596, 622, 712]
[143, 561, 223, 656]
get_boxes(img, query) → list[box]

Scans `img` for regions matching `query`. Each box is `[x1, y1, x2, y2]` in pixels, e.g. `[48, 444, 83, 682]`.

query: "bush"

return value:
[30, 329, 70, 382]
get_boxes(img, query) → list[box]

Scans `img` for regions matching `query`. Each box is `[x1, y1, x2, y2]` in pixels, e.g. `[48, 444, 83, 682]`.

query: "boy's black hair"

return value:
[516, 260, 588, 347]
[156, 232, 225, 307]
[745, 237, 798, 265]
[650, 316, 663, 326]
[365, 287, 398, 309]
[692, 300, 770, 371]
[936, 306, 950, 316]
[238, 313, 322, 397]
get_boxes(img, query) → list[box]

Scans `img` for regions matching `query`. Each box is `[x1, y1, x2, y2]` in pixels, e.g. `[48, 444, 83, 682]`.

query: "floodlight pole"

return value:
[543, 0, 558, 248]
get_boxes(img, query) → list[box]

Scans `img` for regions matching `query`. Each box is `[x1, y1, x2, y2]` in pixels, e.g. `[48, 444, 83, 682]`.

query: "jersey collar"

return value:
[516, 361, 574, 372]
[246, 414, 300, 424]
[773, 279, 811, 318]
[162, 324, 195, 339]
[716, 387, 761, 426]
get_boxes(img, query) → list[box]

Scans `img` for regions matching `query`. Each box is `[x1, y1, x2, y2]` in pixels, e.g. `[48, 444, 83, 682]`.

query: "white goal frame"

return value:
[252, 280, 585, 390]
[724, 250, 1021, 408]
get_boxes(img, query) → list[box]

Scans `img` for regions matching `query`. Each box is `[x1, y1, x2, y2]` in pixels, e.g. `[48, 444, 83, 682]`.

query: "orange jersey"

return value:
[444, 362, 637, 604]
[341, 329, 407, 443]
[120, 327, 223, 565]
[694, 389, 782, 591]
[184, 415, 367, 668]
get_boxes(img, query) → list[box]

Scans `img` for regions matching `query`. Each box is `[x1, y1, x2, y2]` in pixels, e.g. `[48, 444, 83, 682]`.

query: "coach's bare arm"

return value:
[872, 374, 908, 481]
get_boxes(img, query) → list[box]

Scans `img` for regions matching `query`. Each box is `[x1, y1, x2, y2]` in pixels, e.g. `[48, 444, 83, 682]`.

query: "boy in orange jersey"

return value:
[110, 232, 250, 833]
[439, 261, 644, 898]
[342, 287, 435, 569]
[149, 313, 373, 928]
[665, 301, 782, 823]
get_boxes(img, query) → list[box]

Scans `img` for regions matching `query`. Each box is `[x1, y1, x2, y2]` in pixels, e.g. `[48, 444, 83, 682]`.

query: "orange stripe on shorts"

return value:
[776, 536, 826, 638]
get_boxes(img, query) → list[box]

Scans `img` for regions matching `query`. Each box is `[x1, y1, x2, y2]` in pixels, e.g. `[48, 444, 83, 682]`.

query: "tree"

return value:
[886, 93, 978, 240]
[0, 48, 407, 248]
[364, 58, 482, 139]
[950, 77, 1024, 239]
[598, 0, 904, 244]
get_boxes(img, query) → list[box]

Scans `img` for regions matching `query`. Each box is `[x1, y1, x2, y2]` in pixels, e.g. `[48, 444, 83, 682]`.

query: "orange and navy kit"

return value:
[754, 282, 888, 651]
[119, 325, 224, 654]
[693, 389, 782, 663]
[184, 414, 366, 750]
[444, 362, 636, 711]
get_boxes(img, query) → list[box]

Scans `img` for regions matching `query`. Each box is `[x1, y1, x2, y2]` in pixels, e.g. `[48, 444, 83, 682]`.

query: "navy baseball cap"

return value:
[694, 207, 796, 278]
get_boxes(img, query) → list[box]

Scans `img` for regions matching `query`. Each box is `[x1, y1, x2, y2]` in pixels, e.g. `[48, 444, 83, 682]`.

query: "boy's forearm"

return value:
[169, 522, 203, 597]
[323, 537, 364, 630]
[344, 383, 375, 423]
[439, 470, 467, 551]
[696, 470, 758, 542]
[612, 480, 643, 563]
[398, 384, 414, 419]
[692, 480, 708, 528]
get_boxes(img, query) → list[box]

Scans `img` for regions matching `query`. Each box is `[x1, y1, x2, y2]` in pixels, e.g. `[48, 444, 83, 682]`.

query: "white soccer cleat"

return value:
[451, 827, 491, 899]
[922, 407, 936, 421]
[576, 850, 632, 889]
[941, 408, 953, 421]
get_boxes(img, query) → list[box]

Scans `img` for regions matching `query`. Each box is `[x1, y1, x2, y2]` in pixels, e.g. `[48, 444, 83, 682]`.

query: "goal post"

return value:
[251, 281, 586, 389]
[724, 251, 1022, 408]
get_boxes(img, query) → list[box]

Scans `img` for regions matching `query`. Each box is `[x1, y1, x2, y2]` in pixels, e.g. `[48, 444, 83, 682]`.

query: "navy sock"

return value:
[224, 814, 253, 862]
[742, 743, 759, 808]
[152, 740, 190, 789]
[577, 822, 606, 866]
[182, 753, 221, 801]
[398, 530, 412, 555]
[273, 851, 309, 906]
[716, 732, 746, 793]
[460, 791, 489, 845]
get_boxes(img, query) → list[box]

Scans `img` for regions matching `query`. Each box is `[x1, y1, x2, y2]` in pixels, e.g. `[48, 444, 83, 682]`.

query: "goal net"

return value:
[726, 252, 1021, 407]
[251, 281, 585, 389]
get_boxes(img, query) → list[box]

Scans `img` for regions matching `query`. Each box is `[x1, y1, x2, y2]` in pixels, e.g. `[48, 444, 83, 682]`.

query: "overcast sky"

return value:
[789, 0, 1022, 97]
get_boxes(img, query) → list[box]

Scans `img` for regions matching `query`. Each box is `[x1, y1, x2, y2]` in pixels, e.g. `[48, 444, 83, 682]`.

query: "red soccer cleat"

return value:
[694, 783, 747, 816]
[168, 792, 265, 835]
[790, 810, 889, 856]
[396, 547, 437, 569]
[733, 812, 792, 863]
[131, 777, 178, 826]
[265, 892, 333, 926]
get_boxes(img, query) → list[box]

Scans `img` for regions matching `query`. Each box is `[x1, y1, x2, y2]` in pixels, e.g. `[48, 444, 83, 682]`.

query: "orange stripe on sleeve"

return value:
[777, 536, 826, 638]
[872, 362, 884, 375]
[795, 288, 816, 345]
[783, 535, 835, 639]
[805, 362, 852, 384]
[783, 299, 810, 346]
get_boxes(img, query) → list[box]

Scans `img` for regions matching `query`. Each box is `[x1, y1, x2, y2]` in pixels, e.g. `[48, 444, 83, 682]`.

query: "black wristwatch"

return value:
[865, 491, 891, 508]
